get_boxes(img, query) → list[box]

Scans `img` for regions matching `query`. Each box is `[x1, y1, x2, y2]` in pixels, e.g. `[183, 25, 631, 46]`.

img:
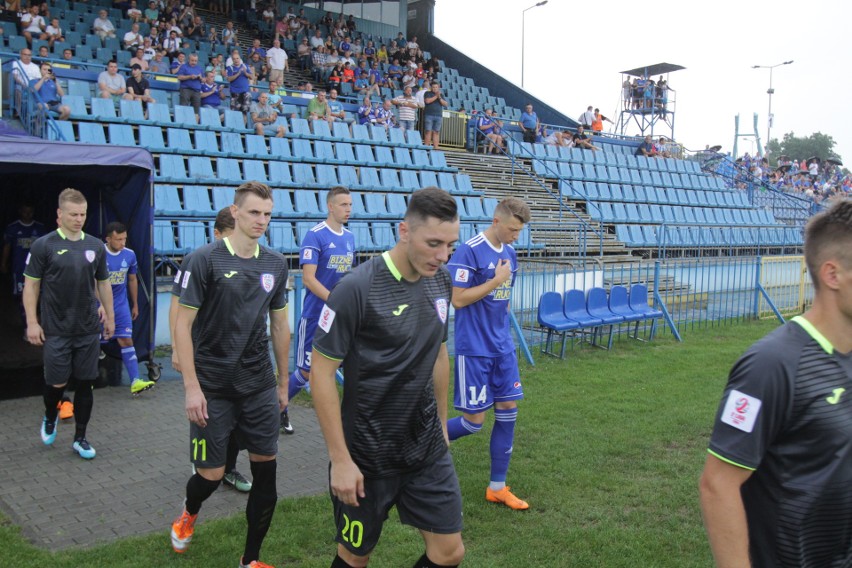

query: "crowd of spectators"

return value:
[622, 74, 670, 115]
[733, 153, 852, 205]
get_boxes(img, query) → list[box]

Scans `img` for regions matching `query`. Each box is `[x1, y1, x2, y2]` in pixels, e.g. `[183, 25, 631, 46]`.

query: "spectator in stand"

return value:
[248, 52, 267, 82]
[21, 5, 48, 46]
[363, 40, 376, 64]
[357, 95, 375, 125]
[341, 60, 355, 84]
[148, 50, 169, 73]
[92, 9, 116, 41]
[37, 45, 49, 58]
[635, 134, 657, 158]
[169, 52, 186, 74]
[177, 53, 203, 115]
[141, 37, 156, 61]
[519, 104, 539, 144]
[124, 22, 144, 52]
[320, 11, 333, 28]
[573, 125, 599, 151]
[98, 60, 127, 101]
[392, 86, 418, 132]
[125, 63, 155, 110]
[31, 62, 70, 120]
[261, 3, 275, 25]
[250, 92, 286, 137]
[207, 25, 219, 45]
[406, 34, 419, 51]
[541, 126, 571, 147]
[248, 38, 266, 60]
[305, 89, 331, 121]
[578, 105, 595, 129]
[622, 78, 632, 110]
[144, 1, 159, 23]
[375, 99, 396, 130]
[272, 17, 287, 41]
[338, 36, 351, 55]
[200, 70, 224, 114]
[377, 43, 389, 65]
[186, 16, 204, 41]
[266, 39, 288, 84]
[227, 50, 254, 113]
[61, 48, 75, 63]
[654, 137, 672, 158]
[310, 46, 329, 83]
[326, 62, 343, 92]
[45, 17, 64, 48]
[423, 81, 449, 150]
[401, 67, 417, 93]
[129, 48, 149, 71]
[205, 53, 225, 80]
[266, 81, 283, 112]
[591, 108, 613, 134]
[326, 88, 349, 123]
[354, 70, 380, 98]
[477, 108, 505, 154]
[127, 0, 143, 22]
[387, 58, 403, 85]
[309, 29, 324, 49]
[297, 37, 312, 70]
[163, 30, 181, 59]
[221, 21, 236, 47]
[351, 37, 364, 58]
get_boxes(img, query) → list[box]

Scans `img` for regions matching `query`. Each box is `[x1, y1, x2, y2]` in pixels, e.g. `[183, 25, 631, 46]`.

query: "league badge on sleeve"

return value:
[303, 249, 312, 260]
[85, 250, 96, 263]
[319, 304, 336, 332]
[721, 389, 762, 433]
[435, 298, 448, 324]
[454, 268, 469, 283]
[261, 273, 275, 293]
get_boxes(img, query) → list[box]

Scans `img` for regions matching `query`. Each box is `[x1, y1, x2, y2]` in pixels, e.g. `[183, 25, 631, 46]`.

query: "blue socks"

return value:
[447, 416, 482, 441]
[121, 346, 139, 381]
[490, 408, 517, 484]
[287, 369, 308, 402]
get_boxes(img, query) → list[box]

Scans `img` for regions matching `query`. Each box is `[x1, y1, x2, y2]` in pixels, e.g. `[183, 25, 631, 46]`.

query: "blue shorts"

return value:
[112, 305, 133, 339]
[296, 316, 317, 372]
[453, 351, 523, 413]
[424, 114, 443, 132]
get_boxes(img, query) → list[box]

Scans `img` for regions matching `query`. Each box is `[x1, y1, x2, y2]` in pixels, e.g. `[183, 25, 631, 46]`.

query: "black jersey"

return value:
[178, 237, 289, 397]
[708, 317, 852, 567]
[313, 252, 451, 478]
[23, 229, 109, 337]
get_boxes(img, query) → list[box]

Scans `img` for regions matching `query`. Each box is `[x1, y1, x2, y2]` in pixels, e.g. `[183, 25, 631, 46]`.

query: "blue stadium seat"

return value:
[586, 287, 624, 350]
[372, 222, 396, 249]
[193, 130, 221, 156]
[167, 128, 200, 155]
[454, 197, 469, 219]
[139, 125, 167, 151]
[465, 197, 488, 221]
[332, 121, 352, 140]
[157, 155, 188, 182]
[199, 107, 222, 129]
[146, 103, 173, 127]
[267, 221, 299, 253]
[271, 189, 296, 218]
[270, 137, 292, 158]
[188, 156, 217, 180]
[562, 289, 603, 329]
[242, 134, 268, 158]
[90, 97, 123, 123]
[224, 110, 250, 132]
[292, 138, 315, 160]
[119, 99, 145, 122]
[290, 118, 312, 137]
[182, 186, 214, 216]
[379, 168, 402, 192]
[337, 166, 360, 188]
[173, 105, 198, 127]
[406, 130, 424, 146]
[107, 123, 135, 146]
[78, 122, 106, 144]
[608, 286, 645, 323]
[364, 194, 394, 218]
[359, 167, 381, 189]
[393, 147, 413, 167]
[348, 222, 378, 251]
[212, 187, 235, 210]
[154, 220, 182, 255]
[335, 142, 357, 164]
[351, 124, 371, 142]
[154, 185, 184, 216]
[316, 164, 339, 186]
[314, 141, 337, 163]
[312, 119, 333, 139]
[431, 151, 448, 168]
[178, 221, 209, 251]
[369, 125, 388, 143]
[293, 163, 319, 187]
[294, 189, 323, 217]
[386, 194, 407, 217]
[629, 284, 663, 322]
[374, 146, 395, 167]
[244, 160, 269, 183]
[388, 127, 406, 146]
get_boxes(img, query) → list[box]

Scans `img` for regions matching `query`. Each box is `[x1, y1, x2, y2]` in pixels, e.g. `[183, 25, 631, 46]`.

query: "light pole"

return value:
[752, 60, 793, 155]
[521, 0, 547, 89]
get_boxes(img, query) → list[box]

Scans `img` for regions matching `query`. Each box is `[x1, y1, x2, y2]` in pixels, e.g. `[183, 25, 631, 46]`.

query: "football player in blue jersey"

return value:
[2, 201, 46, 326]
[446, 197, 532, 510]
[103, 222, 155, 395]
[283, 186, 354, 434]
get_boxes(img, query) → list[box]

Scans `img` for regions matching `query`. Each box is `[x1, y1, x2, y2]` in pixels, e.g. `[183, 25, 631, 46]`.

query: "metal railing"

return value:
[6, 58, 67, 141]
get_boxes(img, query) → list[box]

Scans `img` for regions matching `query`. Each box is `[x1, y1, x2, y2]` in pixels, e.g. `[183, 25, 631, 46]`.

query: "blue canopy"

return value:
[0, 126, 155, 362]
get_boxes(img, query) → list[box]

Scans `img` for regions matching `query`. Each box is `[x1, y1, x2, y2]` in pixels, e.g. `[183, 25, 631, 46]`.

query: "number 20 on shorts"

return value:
[341, 514, 363, 548]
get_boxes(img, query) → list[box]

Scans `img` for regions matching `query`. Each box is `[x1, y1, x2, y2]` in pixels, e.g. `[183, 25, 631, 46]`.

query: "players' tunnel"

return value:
[0, 127, 155, 398]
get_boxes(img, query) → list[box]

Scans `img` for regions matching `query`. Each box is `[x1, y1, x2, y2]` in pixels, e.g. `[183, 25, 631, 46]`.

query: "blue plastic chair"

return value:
[107, 123, 135, 146]
[562, 290, 604, 337]
[586, 287, 624, 349]
[270, 190, 295, 218]
[267, 221, 299, 253]
[628, 284, 663, 340]
[182, 186, 214, 216]
[294, 190, 324, 218]
[154, 185, 185, 216]
[78, 122, 106, 144]
[537, 291, 579, 359]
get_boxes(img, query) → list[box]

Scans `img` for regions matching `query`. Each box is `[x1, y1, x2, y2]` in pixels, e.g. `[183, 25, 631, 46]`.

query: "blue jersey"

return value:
[4, 219, 46, 294]
[447, 232, 518, 357]
[300, 222, 355, 319]
[105, 245, 138, 310]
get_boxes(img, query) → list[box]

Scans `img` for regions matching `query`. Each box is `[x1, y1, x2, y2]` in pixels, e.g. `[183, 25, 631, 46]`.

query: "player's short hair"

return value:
[804, 198, 852, 290]
[495, 197, 531, 224]
[326, 185, 350, 202]
[58, 188, 86, 208]
[234, 181, 273, 207]
[214, 206, 235, 234]
[104, 221, 127, 236]
[404, 187, 457, 227]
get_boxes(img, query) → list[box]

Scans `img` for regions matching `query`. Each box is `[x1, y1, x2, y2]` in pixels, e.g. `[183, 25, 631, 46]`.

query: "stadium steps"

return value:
[442, 149, 633, 260]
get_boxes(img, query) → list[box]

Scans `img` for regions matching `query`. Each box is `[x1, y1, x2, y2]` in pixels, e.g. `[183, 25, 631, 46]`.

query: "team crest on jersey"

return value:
[85, 250, 96, 263]
[435, 298, 448, 323]
[25, 253, 31, 265]
[261, 273, 275, 293]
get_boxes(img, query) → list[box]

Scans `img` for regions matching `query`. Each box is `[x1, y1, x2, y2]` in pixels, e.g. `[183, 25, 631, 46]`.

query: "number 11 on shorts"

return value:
[192, 437, 207, 461]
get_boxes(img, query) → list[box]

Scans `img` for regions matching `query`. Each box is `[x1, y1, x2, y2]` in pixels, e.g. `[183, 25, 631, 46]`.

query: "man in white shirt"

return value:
[415, 80, 430, 109]
[13, 48, 41, 87]
[21, 5, 48, 45]
[310, 29, 324, 49]
[127, 0, 143, 22]
[124, 23, 144, 52]
[93, 10, 117, 41]
[266, 39, 288, 85]
[45, 18, 64, 48]
[578, 105, 595, 129]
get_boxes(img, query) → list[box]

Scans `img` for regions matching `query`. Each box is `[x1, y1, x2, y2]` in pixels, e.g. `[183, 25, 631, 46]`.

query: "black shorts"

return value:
[189, 385, 279, 468]
[43, 334, 100, 385]
[331, 451, 463, 556]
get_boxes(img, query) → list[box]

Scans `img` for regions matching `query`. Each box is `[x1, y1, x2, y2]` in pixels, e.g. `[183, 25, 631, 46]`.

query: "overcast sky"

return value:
[433, 0, 852, 163]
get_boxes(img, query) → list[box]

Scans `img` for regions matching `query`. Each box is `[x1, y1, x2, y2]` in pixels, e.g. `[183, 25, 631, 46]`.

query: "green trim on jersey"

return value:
[24, 274, 41, 280]
[381, 251, 402, 281]
[56, 228, 85, 240]
[707, 449, 756, 471]
[314, 346, 343, 362]
[178, 303, 200, 310]
[792, 316, 833, 354]
[223, 236, 260, 258]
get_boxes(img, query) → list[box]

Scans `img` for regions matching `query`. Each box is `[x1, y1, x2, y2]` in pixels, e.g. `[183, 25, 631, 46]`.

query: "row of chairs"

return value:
[154, 219, 528, 258]
[62, 120, 451, 172]
[614, 224, 803, 249]
[537, 286, 663, 358]
[545, 162, 726, 192]
[152, 155, 477, 194]
[564, 181, 750, 209]
[154, 185, 497, 222]
[589, 202, 774, 227]
[514, 140, 703, 175]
